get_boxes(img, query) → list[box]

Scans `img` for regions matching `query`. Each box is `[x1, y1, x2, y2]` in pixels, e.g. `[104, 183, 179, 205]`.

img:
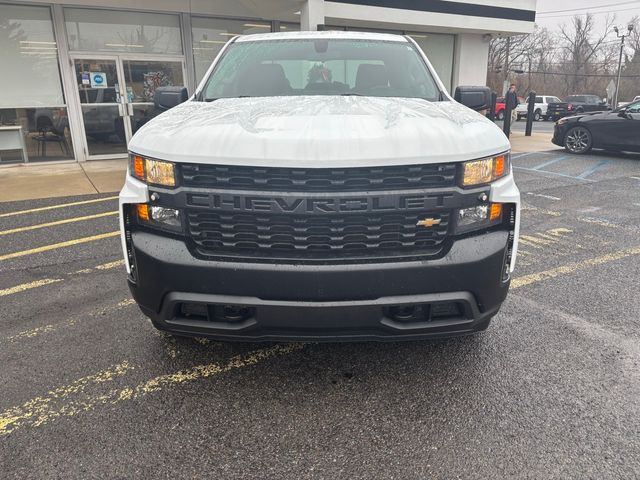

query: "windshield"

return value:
[200, 38, 442, 101]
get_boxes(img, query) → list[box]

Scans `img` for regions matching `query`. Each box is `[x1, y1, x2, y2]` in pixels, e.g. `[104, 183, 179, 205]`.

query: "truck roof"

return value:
[234, 30, 408, 43]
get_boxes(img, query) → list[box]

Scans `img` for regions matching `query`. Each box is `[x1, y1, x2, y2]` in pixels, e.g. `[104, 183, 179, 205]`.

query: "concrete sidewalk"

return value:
[0, 133, 558, 203]
[0, 159, 127, 202]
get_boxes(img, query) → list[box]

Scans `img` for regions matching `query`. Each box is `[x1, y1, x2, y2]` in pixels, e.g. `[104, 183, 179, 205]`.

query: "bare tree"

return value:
[558, 14, 616, 93]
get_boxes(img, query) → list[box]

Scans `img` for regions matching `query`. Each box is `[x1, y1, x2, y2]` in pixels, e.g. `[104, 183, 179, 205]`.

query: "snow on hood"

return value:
[129, 96, 510, 168]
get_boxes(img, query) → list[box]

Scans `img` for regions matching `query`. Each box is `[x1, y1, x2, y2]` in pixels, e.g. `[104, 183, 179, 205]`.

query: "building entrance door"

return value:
[70, 55, 185, 160]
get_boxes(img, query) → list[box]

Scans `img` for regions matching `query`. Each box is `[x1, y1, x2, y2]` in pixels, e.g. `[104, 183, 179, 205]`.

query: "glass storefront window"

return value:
[408, 33, 455, 92]
[0, 108, 74, 163]
[191, 17, 272, 83]
[0, 4, 73, 163]
[64, 8, 182, 54]
[279, 23, 300, 32]
[0, 4, 65, 107]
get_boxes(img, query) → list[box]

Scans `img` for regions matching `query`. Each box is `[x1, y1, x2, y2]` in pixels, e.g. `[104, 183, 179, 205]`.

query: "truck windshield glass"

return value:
[200, 39, 441, 101]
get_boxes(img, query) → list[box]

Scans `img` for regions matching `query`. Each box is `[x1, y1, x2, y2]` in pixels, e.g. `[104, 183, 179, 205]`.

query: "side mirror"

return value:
[454, 86, 492, 112]
[154, 86, 188, 111]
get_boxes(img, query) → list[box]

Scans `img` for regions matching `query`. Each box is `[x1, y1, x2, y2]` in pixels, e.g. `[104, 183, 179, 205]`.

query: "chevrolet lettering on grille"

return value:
[186, 193, 455, 214]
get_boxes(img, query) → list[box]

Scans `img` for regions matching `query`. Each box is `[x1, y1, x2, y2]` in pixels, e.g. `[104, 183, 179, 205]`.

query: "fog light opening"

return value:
[386, 304, 429, 322]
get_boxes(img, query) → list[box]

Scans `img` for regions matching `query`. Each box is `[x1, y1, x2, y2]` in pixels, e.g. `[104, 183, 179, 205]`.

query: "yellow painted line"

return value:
[0, 362, 134, 435]
[0, 231, 119, 262]
[520, 234, 557, 246]
[512, 245, 640, 289]
[3, 297, 135, 343]
[0, 196, 118, 218]
[0, 344, 303, 436]
[95, 259, 124, 270]
[0, 211, 118, 236]
[0, 278, 63, 297]
[0, 259, 124, 299]
[518, 238, 545, 249]
[546, 228, 572, 237]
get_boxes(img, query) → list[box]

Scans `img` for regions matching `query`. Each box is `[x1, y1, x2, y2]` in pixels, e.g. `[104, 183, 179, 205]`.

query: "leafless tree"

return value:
[557, 14, 616, 94]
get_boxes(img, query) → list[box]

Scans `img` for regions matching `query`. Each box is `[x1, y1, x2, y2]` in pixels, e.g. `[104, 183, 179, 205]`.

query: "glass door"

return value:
[72, 56, 185, 159]
[120, 59, 185, 137]
[73, 57, 128, 158]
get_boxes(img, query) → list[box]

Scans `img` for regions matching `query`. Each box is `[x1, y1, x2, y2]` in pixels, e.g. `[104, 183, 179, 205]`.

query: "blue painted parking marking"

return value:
[577, 160, 609, 179]
[531, 155, 568, 170]
[513, 166, 592, 181]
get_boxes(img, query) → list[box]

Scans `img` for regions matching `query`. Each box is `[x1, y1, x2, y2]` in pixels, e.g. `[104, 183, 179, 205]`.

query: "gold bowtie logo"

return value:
[416, 218, 441, 228]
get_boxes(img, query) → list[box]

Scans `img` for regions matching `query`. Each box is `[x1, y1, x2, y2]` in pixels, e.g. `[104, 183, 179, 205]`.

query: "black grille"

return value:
[186, 210, 450, 262]
[181, 163, 457, 192]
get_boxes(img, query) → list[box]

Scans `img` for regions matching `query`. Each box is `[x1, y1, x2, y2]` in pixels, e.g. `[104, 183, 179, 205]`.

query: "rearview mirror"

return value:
[454, 86, 492, 112]
[154, 86, 189, 111]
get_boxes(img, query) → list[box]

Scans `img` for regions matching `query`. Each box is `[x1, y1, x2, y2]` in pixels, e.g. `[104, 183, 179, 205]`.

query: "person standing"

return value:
[505, 84, 518, 134]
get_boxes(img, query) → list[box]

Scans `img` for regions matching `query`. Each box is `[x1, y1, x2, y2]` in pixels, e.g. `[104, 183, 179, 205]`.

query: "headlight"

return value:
[461, 153, 509, 187]
[130, 154, 176, 187]
[455, 203, 503, 234]
[135, 204, 182, 233]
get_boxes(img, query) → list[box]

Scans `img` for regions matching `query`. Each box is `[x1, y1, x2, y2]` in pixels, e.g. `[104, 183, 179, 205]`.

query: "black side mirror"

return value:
[454, 86, 492, 112]
[154, 86, 188, 111]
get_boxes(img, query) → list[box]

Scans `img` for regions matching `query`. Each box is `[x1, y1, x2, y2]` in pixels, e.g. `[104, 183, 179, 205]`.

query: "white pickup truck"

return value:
[119, 31, 520, 341]
[516, 95, 562, 121]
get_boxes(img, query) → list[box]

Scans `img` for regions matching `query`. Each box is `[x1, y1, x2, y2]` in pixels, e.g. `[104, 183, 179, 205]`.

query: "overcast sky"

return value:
[536, 0, 640, 35]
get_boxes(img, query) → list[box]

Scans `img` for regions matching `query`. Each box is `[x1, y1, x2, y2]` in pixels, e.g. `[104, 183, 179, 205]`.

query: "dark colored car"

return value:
[547, 95, 610, 121]
[552, 100, 640, 154]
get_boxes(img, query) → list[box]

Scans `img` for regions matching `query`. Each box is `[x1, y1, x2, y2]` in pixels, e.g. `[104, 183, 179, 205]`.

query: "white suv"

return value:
[516, 95, 561, 121]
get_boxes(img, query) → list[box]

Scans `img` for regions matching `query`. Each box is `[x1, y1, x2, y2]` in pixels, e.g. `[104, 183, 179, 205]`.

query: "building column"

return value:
[451, 33, 491, 90]
[301, 0, 325, 31]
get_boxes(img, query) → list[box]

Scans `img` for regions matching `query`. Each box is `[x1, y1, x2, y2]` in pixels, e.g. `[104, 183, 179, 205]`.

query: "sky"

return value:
[535, 0, 640, 35]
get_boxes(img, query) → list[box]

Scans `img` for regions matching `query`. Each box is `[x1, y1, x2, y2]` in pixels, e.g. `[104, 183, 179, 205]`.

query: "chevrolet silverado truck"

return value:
[119, 31, 520, 341]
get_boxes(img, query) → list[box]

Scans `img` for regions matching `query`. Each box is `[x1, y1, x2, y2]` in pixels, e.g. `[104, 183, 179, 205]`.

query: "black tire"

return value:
[575, 108, 584, 114]
[496, 110, 505, 121]
[534, 109, 542, 121]
[564, 126, 592, 154]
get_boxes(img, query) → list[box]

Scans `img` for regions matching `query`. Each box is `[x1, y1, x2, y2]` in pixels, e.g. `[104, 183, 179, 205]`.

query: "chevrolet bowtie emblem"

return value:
[416, 218, 441, 227]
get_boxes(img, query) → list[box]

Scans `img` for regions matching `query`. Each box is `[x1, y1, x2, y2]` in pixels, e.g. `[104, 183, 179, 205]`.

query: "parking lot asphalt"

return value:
[1, 149, 640, 479]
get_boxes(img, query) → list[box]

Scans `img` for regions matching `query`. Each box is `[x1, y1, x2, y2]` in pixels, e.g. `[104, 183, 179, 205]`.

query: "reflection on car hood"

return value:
[130, 96, 510, 167]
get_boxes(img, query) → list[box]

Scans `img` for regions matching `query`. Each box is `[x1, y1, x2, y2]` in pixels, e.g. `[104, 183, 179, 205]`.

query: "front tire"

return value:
[534, 110, 542, 121]
[564, 126, 592, 154]
[496, 110, 504, 121]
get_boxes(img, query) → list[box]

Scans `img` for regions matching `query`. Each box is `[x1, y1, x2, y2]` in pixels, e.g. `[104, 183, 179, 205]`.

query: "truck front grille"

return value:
[186, 210, 450, 262]
[181, 163, 457, 192]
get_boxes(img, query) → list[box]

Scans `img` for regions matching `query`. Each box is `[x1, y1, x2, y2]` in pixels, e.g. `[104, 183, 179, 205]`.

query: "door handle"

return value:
[117, 103, 125, 117]
[127, 103, 134, 116]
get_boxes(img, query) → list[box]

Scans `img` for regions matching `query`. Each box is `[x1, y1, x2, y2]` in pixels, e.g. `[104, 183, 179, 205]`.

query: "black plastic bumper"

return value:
[128, 229, 511, 341]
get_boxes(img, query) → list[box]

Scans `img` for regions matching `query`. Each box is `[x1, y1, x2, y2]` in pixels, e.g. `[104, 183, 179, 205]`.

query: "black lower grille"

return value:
[186, 210, 450, 262]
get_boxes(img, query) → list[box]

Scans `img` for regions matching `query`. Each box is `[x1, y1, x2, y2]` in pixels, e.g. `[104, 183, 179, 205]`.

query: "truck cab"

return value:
[119, 31, 520, 341]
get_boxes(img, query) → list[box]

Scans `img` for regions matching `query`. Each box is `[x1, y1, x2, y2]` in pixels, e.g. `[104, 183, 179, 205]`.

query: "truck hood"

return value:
[130, 96, 510, 168]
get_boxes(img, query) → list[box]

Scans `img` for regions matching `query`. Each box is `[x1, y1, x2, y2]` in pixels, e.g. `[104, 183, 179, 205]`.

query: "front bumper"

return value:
[552, 122, 569, 147]
[128, 229, 510, 341]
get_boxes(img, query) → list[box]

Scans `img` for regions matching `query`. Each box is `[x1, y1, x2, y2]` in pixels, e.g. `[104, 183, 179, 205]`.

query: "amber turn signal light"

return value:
[493, 155, 506, 177]
[489, 203, 503, 221]
[136, 203, 150, 222]
[132, 155, 145, 180]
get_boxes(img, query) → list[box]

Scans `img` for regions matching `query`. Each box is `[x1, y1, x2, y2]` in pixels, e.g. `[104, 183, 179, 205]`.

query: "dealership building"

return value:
[0, 0, 536, 163]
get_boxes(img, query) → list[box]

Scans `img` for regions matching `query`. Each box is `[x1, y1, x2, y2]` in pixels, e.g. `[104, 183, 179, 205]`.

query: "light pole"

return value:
[613, 24, 633, 108]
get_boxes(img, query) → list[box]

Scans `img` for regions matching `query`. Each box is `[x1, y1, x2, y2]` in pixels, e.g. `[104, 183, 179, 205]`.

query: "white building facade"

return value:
[0, 0, 536, 163]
